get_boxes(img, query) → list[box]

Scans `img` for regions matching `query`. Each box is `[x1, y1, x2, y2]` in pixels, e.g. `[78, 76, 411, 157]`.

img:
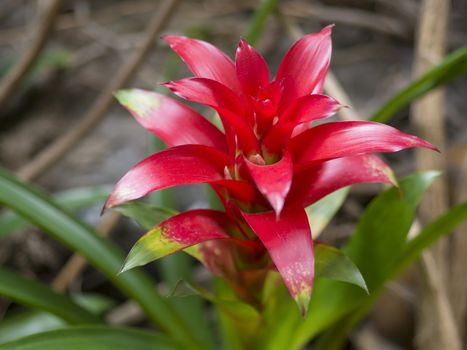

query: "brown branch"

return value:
[410, 0, 460, 349]
[17, 0, 180, 182]
[45, 0, 180, 293]
[0, 0, 63, 107]
[283, 2, 411, 39]
[275, 8, 360, 121]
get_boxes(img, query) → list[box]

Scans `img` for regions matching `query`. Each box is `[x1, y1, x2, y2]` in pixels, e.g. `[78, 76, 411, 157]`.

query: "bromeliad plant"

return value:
[105, 26, 435, 315]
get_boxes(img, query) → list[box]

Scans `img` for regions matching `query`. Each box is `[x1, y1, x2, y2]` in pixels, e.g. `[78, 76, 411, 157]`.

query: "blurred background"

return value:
[0, 0, 466, 349]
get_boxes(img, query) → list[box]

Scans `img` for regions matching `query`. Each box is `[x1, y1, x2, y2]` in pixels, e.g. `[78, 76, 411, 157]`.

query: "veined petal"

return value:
[235, 38, 269, 96]
[245, 152, 293, 216]
[262, 94, 341, 153]
[289, 154, 397, 207]
[121, 209, 231, 272]
[164, 78, 259, 153]
[115, 89, 226, 151]
[289, 121, 438, 165]
[276, 25, 333, 110]
[242, 206, 314, 316]
[106, 145, 228, 208]
[164, 35, 240, 93]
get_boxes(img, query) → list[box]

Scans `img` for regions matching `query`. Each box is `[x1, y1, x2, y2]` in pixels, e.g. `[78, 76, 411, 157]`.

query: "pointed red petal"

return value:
[235, 38, 269, 96]
[290, 154, 397, 207]
[122, 209, 232, 271]
[263, 94, 341, 153]
[276, 26, 333, 110]
[106, 145, 227, 208]
[164, 78, 259, 154]
[242, 206, 314, 315]
[289, 121, 438, 165]
[115, 89, 226, 152]
[280, 94, 341, 124]
[244, 152, 293, 216]
[164, 35, 240, 93]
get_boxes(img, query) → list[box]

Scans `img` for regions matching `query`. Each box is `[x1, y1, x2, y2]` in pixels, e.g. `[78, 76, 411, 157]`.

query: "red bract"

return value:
[107, 27, 436, 315]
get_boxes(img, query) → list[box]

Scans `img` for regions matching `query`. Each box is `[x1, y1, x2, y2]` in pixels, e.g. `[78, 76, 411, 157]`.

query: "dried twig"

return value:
[275, 8, 359, 121]
[283, 2, 411, 39]
[410, 0, 460, 349]
[51, 212, 121, 292]
[17, 0, 180, 182]
[0, 0, 63, 107]
[43, 0, 180, 293]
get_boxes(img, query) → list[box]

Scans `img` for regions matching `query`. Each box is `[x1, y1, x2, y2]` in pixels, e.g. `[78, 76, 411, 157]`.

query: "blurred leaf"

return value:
[397, 200, 467, 276]
[0, 185, 111, 239]
[0, 293, 115, 343]
[0, 49, 70, 92]
[343, 171, 441, 291]
[0, 267, 102, 325]
[307, 187, 349, 238]
[0, 326, 182, 350]
[115, 201, 176, 230]
[245, 0, 279, 45]
[265, 172, 439, 350]
[314, 243, 368, 293]
[371, 45, 467, 123]
[312, 199, 467, 350]
[0, 168, 202, 348]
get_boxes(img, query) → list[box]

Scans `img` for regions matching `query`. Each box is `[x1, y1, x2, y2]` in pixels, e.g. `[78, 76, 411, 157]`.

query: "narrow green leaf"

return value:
[115, 201, 176, 230]
[0, 293, 115, 343]
[312, 200, 467, 350]
[371, 45, 467, 123]
[343, 171, 441, 292]
[266, 172, 439, 350]
[0, 185, 111, 239]
[0, 267, 102, 325]
[0, 326, 181, 350]
[245, 0, 279, 45]
[0, 168, 201, 349]
[315, 244, 368, 293]
[307, 187, 349, 238]
[397, 201, 467, 276]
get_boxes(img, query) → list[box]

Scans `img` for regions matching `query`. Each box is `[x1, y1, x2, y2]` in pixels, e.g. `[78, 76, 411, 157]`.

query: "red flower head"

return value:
[106, 27, 436, 315]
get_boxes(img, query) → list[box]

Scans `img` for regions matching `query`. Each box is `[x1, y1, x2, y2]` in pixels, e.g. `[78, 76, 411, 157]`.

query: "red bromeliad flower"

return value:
[105, 26, 435, 315]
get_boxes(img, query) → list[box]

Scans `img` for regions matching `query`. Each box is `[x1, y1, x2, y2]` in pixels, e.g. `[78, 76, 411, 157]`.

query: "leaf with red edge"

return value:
[121, 209, 231, 272]
[289, 121, 438, 165]
[242, 206, 314, 316]
[105, 145, 228, 208]
[263, 94, 341, 153]
[115, 89, 227, 152]
[289, 154, 397, 207]
[163, 35, 241, 93]
[276, 25, 333, 110]
[235, 38, 269, 96]
[245, 152, 293, 216]
[164, 78, 259, 154]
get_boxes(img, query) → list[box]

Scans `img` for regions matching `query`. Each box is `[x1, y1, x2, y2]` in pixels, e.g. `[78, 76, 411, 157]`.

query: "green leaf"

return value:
[312, 199, 467, 350]
[0, 267, 102, 325]
[0, 185, 111, 239]
[115, 201, 176, 230]
[343, 171, 441, 292]
[371, 45, 467, 123]
[0, 293, 115, 343]
[397, 200, 467, 276]
[314, 244, 368, 293]
[0, 168, 202, 349]
[265, 172, 439, 350]
[0, 326, 182, 350]
[307, 187, 349, 238]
